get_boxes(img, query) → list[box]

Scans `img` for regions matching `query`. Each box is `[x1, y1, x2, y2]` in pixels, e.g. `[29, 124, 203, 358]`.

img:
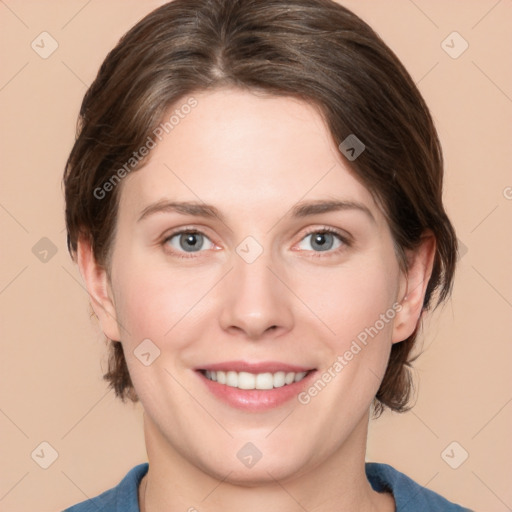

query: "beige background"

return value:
[1, 1, 511, 511]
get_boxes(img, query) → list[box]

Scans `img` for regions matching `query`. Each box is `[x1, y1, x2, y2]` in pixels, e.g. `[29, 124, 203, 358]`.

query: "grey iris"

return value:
[311, 232, 334, 251]
[180, 233, 204, 251]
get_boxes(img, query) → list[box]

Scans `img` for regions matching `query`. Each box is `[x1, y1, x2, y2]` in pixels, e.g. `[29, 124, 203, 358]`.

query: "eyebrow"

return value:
[137, 199, 375, 224]
[137, 200, 225, 223]
[291, 199, 375, 223]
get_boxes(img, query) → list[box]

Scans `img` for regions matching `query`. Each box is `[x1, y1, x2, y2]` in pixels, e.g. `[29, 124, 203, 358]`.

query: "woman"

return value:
[62, 0, 472, 510]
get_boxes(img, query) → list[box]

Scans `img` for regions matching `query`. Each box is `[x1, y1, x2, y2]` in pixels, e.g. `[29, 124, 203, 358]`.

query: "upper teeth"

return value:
[204, 370, 308, 390]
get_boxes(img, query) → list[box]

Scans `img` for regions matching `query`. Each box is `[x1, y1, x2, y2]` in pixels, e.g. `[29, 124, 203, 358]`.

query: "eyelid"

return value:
[300, 225, 352, 242]
[162, 225, 216, 242]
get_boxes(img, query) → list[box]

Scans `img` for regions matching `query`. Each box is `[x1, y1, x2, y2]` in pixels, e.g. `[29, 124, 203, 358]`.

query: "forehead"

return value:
[118, 87, 379, 222]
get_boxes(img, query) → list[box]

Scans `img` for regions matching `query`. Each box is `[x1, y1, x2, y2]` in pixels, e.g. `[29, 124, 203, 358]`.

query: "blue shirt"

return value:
[63, 462, 473, 511]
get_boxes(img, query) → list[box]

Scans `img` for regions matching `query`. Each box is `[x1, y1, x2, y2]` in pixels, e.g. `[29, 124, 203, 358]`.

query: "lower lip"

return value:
[197, 371, 316, 412]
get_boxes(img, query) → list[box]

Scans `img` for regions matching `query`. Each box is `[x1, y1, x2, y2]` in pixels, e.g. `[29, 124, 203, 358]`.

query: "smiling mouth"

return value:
[199, 369, 312, 390]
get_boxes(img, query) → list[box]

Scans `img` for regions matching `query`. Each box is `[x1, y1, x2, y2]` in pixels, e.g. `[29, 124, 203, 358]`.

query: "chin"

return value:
[197, 444, 308, 488]
[204, 458, 305, 487]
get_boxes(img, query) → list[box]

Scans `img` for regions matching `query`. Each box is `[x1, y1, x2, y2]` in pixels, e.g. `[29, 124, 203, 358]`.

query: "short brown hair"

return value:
[64, 0, 457, 415]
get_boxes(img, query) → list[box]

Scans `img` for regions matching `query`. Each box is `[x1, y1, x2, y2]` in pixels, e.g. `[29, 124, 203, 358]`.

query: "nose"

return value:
[218, 253, 294, 341]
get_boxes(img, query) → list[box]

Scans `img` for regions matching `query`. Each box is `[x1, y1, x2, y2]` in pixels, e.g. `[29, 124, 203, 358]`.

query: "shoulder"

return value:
[365, 462, 474, 511]
[62, 463, 148, 512]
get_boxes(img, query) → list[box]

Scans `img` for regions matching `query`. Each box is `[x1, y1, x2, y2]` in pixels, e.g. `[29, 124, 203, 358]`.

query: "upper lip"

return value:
[197, 360, 315, 374]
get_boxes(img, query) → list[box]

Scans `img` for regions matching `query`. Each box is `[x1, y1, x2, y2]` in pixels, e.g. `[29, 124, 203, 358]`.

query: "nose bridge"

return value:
[219, 245, 293, 338]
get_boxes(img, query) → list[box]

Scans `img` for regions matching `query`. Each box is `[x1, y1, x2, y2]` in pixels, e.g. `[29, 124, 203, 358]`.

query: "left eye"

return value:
[298, 231, 344, 252]
[165, 231, 214, 253]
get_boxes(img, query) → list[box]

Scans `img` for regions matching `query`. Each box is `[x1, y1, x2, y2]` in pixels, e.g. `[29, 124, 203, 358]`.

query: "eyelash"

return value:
[161, 225, 351, 259]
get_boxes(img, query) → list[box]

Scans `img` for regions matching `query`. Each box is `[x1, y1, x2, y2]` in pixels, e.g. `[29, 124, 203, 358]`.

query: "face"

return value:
[94, 88, 413, 483]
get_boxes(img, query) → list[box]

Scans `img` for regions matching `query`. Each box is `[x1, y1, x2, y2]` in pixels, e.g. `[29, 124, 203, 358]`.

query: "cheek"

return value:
[109, 259, 216, 404]
[297, 257, 400, 347]
[111, 256, 219, 347]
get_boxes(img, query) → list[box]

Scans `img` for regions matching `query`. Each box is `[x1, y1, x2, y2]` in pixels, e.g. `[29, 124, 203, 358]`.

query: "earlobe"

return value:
[76, 236, 121, 342]
[392, 232, 436, 344]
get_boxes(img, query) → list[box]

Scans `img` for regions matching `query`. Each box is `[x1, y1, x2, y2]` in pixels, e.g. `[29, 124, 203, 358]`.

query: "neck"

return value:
[138, 412, 394, 512]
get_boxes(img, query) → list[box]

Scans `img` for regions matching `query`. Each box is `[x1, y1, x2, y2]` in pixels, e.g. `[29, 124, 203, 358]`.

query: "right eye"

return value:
[163, 230, 215, 256]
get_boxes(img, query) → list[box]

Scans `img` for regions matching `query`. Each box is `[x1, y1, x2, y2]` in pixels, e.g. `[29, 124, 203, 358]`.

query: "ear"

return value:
[76, 236, 121, 342]
[392, 231, 436, 344]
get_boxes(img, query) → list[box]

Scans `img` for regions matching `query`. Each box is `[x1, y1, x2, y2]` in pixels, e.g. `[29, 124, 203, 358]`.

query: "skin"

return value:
[78, 87, 435, 512]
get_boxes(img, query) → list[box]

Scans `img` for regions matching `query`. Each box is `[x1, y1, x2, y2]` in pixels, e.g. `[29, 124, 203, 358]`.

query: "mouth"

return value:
[195, 361, 316, 411]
